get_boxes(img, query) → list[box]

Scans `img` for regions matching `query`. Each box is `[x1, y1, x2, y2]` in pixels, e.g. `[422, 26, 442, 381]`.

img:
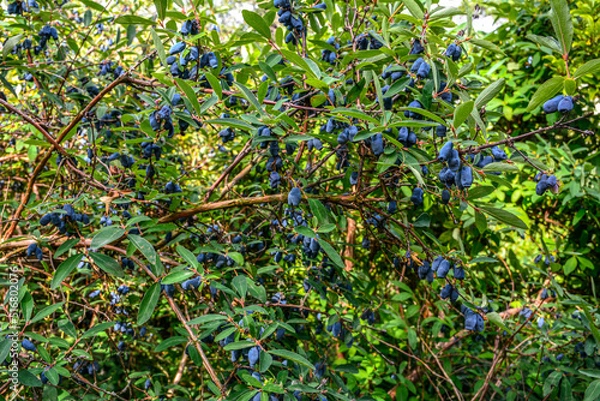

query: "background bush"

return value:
[0, 0, 598, 400]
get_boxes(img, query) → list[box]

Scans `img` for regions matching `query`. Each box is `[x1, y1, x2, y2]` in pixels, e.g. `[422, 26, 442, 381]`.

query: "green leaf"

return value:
[429, 7, 462, 20]
[474, 79, 504, 109]
[161, 269, 195, 285]
[234, 82, 266, 116]
[527, 34, 562, 54]
[79, 0, 106, 12]
[242, 10, 271, 39]
[469, 39, 504, 55]
[574, 59, 600, 80]
[259, 350, 273, 372]
[50, 254, 84, 289]
[81, 322, 114, 339]
[154, 336, 188, 352]
[224, 341, 255, 351]
[308, 199, 330, 225]
[480, 207, 528, 229]
[584, 380, 600, 401]
[114, 15, 155, 25]
[330, 108, 379, 124]
[526, 77, 564, 112]
[54, 238, 79, 258]
[205, 118, 254, 131]
[150, 29, 167, 68]
[582, 306, 600, 345]
[176, 245, 198, 269]
[232, 275, 248, 299]
[317, 239, 344, 269]
[268, 349, 315, 370]
[467, 186, 496, 200]
[560, 378, 574, 401]
[549, 0, 573, 55]
[402, 0, 424, 19]
[188, 314, 229, 326]
[3, 35, 23, 57]
[280, 49, 317, 79]
[18, 370, 42, 387]
[453, 100, 474, 128]
[138, 283, 161, 325]
[154, 0, 167, 20]
[128, 234, 158, 266]
[90, 226, 125, 249]
[175, 78, 202, 117]
[543, 371, 563, 397]
[89, 252, 124, 277]
[563, 256, 577, 275]
[482, 162, 519, 172]
[30, 302, 65, 324]
[204, 72, 222, 100]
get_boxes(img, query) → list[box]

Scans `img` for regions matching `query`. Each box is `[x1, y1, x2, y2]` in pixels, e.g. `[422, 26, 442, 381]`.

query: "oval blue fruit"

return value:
[288, 187, 301, 206]
[169, 41, 186, 55]
[542, 95, 563, 113]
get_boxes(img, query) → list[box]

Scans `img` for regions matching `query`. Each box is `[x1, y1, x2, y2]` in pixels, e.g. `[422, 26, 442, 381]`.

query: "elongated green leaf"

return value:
[175, 78, 202, 117]
[232, 275, 248, 299]
[467, 186, 496, 200]
[582, 306, 600, 345]
[469, 39, 504, 55]
[430, 7, 462, 20]
[161, 269, 195, 285]
[549, 0, 573, 55]
[81, 322, 114, 339]
[574, 59, 600, 80]
[30, 302, 65, 324]
[242, 10, 271, 39]
[474, 79, 504, 109]
[90, 226, 125, 249]
[402, 0, 424, 19]
[234, 82, 266, 116]
[584, 380, 600, 401]
[150, 29, 166, 68]
[19, 370, 42, 387]
[280, 49, 317, 79]
[154, 336, 187, 352]
[527, 34, 562, 54]
[51, 254, 83, 289]
[482, 162, 519, 172]
[154, 0, 167, 20]
[526, 76, 564, 112]
[268, 349, 315, 370]
[138, 283, 161, 325]
[129, 234, 157, 266]
[54, 238, 79, 258]
[89, 252, 124, 277]
[480, 207, 528, 229]
[330, 108, 379, 124]
[176, 245, 198, 269]
[317, 239, 344, 269]
[204, 72, 222, 100]
[3, 35, 23, 57]
[79, 0, 106, 12]
[224, 341, 255, 351]
[308, 199, 330, 225]
[114, 15, 155, 25]
[453, 100, 474, 128]
[205, 118, 254, 131]
[188, 314, 228, 325]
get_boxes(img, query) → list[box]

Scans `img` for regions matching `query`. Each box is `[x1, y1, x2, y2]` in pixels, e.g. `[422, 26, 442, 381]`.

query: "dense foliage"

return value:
[0, 0, 599, 400]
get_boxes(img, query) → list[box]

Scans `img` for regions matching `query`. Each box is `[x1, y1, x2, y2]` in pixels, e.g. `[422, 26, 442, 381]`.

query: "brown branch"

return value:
[459, 113, 593, 155]
[204, 140, 253, 202]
